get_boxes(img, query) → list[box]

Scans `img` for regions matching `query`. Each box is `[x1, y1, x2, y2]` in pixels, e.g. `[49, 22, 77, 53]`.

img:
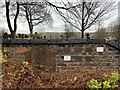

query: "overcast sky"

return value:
[0, 0, 119, 34]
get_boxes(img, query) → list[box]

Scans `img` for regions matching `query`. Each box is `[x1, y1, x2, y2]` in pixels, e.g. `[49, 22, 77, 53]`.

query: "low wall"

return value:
[2, 39, 120, 71]
[55, 44, 119, 70]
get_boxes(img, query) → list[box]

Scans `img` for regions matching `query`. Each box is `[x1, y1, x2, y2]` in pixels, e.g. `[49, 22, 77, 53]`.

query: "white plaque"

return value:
[64, 56, 71, 61]
[96, 47, 104, 52]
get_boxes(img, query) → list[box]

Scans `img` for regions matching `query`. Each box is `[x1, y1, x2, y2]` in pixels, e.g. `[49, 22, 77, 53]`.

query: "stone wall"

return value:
[55, 44, 119, 71]
[2, 45, 31, 61]
[3, 44, 120, 71]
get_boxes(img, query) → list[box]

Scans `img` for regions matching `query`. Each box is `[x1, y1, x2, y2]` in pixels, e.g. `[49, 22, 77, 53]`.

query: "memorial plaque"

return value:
[96, 47, 104, 52]
[25, 46, 56, 71]
[64, 56, 71, 61]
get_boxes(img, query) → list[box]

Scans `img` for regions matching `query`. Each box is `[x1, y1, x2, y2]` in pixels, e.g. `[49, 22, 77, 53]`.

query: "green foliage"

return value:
[87, 79, 102, 89]
[87, 71, 119, 90]
[70, 76, 78, 83]
[2, 48, 9, 56]
[109, 71, 119, 83]
[103, 71, 119, 89]
[103, 81, 111, 89]
[21, 61, 29, 67]
[0, 50, 8, 63]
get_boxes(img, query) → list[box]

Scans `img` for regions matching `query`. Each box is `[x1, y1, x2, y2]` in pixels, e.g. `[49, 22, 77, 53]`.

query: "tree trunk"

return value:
[11, 31, 16, 38]
[14, 3, 19, 34]
[25, 7, 33, 38]
[81, 1, 85, 38]
[81, 30, 84, 38]
[30, 27, 33, 38]
[5, 2, 13, 34]
[28, 22, 33, 38]
[6, 2, 19, 38]
[81, 17, 85, 38]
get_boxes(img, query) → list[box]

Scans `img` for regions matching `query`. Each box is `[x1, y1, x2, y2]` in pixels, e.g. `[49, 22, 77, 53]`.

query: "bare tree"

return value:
[93, 27, 107, 39]
[19, 2, 53, 37]
[108, 20, 120, 40]
[64, 23, 75, 39]
[5, 0, 19, 38]
[46, 0, 115, 38]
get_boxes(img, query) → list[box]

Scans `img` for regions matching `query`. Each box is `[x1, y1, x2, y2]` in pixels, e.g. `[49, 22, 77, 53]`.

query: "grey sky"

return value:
[0, 0, 119, 34]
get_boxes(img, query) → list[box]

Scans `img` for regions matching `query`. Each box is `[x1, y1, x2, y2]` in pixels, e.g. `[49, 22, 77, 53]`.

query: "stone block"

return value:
[25, 45, 56, 72]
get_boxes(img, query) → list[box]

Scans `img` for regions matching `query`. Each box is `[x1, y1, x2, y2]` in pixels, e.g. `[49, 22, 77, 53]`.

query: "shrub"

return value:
[87, 79, 102, 89]
[87, 71, 119, 89]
